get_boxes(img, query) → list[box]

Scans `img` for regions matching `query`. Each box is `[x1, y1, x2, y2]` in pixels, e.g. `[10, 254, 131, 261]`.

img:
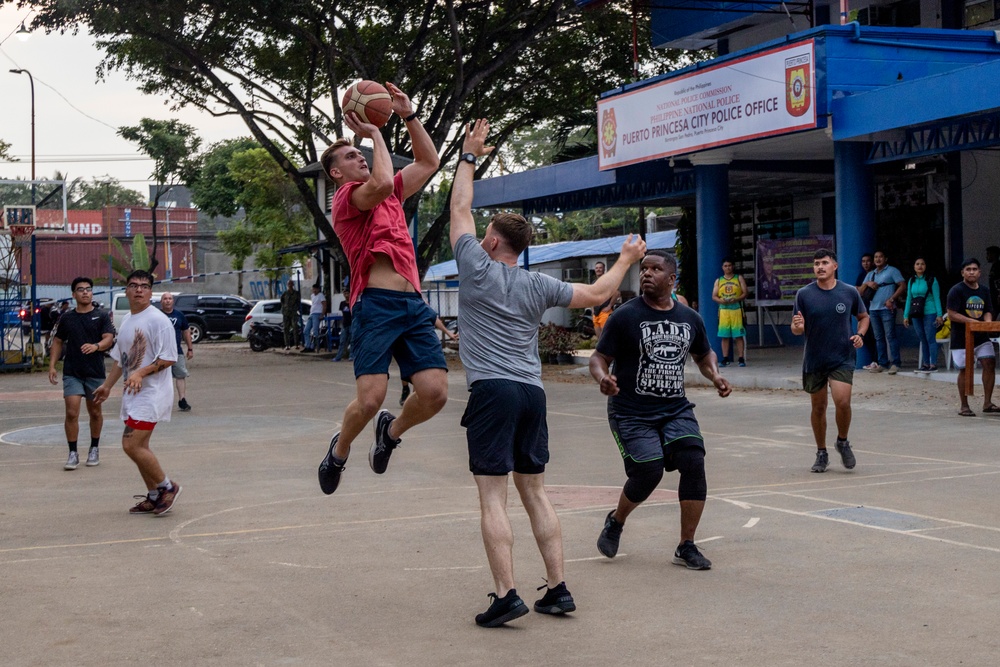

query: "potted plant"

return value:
[538, 323, 580, 364]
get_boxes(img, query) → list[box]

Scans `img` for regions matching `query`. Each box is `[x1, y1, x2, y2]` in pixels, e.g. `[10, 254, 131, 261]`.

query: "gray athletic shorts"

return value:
[171, 353, 189, 379]
[63, 375, 102, 399]
[608, 407, 704, 467]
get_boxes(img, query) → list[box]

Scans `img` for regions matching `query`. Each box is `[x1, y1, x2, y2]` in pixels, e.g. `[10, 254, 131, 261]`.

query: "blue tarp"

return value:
[424, 229, 677, 281]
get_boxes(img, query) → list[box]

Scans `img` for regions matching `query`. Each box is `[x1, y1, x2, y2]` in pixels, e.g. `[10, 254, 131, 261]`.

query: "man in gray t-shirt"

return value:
[451, 119, 646, 628]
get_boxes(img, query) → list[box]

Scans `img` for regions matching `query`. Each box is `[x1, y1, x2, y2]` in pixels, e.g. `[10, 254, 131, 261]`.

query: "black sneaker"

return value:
[534, 581, 576, 614]
[369, 409, 400, 474]
[835, 438, 856, 469]
[475, 590, 529, 628]
[672, 540, 712, 570]
[597, 510, 623, 558]
[399, 383, 410, 407]
[318, 433, 346, 495]
[811, 449, 829, 473]
[178, 398, 191, 412]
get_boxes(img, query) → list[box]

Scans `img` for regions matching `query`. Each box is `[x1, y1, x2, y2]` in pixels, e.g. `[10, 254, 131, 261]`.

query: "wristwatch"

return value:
[459, 152, 477, 166]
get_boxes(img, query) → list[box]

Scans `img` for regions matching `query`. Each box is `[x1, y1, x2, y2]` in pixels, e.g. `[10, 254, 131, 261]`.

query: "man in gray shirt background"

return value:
[451, 119, 646, 628]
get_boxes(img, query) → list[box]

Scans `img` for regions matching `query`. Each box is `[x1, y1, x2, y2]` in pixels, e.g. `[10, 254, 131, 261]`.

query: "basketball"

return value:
[342, 80, 393, 128]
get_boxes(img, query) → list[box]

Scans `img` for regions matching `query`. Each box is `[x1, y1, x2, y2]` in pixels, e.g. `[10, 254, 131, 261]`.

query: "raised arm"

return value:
[569, 236, 646, 308]
[388, 83, 441, 199]
[344, 112, 395, 212]
[450, 119, 494, 251]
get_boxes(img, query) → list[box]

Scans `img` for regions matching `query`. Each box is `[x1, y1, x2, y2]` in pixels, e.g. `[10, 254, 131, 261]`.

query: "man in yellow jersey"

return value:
[712, 258, 747, 366]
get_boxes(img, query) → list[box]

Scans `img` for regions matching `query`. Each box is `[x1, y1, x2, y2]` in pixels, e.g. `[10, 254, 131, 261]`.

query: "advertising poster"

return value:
[598, 40, 816, 170]
[755, 235, 834, 305]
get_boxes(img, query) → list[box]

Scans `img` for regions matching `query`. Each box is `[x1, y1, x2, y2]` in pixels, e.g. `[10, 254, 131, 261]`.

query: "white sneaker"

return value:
[86, 447, 100, 467]
[64, 451, 79, 470]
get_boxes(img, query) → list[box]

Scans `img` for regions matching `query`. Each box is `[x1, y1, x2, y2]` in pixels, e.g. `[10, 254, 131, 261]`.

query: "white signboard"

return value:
[598, 40, 816, 170]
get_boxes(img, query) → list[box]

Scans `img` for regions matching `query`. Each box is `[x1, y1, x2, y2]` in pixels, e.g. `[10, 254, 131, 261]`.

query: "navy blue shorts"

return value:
[350, 288, 448, 380]
[609, 407, 704, 470]
[461, 379, 548, 476]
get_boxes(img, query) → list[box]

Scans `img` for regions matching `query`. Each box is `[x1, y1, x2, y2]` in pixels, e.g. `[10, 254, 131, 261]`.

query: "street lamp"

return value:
[16, 21, 31, 42]
[9, 68, 35, 205]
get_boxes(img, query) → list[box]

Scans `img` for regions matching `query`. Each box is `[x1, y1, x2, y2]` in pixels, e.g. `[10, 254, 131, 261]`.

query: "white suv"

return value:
[241, 299, 311, 338]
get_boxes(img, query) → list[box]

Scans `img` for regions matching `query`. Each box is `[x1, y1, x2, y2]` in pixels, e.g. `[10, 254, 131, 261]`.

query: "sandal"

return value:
[958, 408, 976, 417]
[982, 404, 1000, 414]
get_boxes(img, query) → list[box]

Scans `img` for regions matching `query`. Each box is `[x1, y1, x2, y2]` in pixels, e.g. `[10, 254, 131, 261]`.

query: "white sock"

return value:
[158, 478, 172, 491]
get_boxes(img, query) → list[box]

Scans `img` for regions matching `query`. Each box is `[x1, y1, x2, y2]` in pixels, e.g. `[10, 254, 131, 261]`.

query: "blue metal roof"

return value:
[424, 230, 678, 281]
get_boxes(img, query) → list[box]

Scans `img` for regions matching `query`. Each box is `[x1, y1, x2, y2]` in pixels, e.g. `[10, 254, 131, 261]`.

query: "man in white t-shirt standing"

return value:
[94, 270, 182, 516]
[302, 284, 327, 353]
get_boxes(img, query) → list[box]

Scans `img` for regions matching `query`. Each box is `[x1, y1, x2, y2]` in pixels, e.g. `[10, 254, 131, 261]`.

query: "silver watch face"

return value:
[462, 153, 476, 164]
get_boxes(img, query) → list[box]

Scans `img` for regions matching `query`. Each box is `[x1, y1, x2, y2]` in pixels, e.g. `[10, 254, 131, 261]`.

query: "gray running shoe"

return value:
[673, 540, 712, 570]
[86, 447, 99, 467]
[597, 510, 624, 558]
[64, 451, 79, 470]
[835, 438, 856, 469]
[811, 449, 829, 473]
[369, 409, 400, 474]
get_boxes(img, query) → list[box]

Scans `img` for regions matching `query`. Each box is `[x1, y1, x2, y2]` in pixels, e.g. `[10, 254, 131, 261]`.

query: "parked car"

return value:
[112, 291, 168, 328]
[241, 298, 311, 339]
[172, 293, 253, 343]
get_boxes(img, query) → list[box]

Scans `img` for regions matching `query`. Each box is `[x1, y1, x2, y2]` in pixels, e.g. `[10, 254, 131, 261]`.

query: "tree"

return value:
[188, 138, 259, 217]
[73, 178, 146, 209]
[0, 139, 13, 162]
[24, 0, 684, 273]
[118, 118, 201, 275]
[102, 233, 151, 284]
[217, 223, 256, 297]
[225, 147, 312, 295]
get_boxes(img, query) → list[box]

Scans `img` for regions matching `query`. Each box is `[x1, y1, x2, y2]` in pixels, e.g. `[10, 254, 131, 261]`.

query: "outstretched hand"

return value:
[344, 110, 379, 140]
[385, 82, 414, 118]
[463, 119, 494, 158]
[619, 234, 646, 265]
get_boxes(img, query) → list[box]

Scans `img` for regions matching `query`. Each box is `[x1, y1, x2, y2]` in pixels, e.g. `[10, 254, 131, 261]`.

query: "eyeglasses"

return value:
[126, 283, 152, 291]
[74, 286, 93, 293]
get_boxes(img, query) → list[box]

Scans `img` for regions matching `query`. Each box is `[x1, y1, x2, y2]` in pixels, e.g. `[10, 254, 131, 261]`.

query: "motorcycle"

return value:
[247, 321, 286, 352]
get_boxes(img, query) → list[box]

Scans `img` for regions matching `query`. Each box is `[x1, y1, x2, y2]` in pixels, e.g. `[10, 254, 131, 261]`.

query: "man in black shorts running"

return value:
[589, 250, 731, 571]
[791, 248, 869, 472]
[452, 119, 645, 627]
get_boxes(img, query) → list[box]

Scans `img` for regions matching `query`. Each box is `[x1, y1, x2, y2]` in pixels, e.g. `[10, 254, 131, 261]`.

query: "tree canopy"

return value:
[22, 0, 685, 271]
[118, 118, 202, 273]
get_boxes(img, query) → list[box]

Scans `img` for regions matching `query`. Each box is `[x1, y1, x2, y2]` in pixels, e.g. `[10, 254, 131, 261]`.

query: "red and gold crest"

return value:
[600, 107, 617, 158]
[785, 55, 811, 118]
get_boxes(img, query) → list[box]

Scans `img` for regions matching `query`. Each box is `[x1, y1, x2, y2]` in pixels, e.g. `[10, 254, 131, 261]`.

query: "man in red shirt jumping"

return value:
[317, 83, 445, 495]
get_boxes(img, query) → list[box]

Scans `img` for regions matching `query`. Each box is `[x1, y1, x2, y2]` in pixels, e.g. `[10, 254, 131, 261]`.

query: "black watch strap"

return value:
[460, 152, 477, 166]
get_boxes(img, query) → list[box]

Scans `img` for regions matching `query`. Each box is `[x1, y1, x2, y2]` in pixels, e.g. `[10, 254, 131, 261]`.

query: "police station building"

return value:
[473, 1, 1000, 357]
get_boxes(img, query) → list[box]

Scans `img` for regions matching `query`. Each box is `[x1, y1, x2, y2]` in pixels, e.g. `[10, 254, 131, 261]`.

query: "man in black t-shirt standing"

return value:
[946, 258, 996, 417]
[791, 249, 869, 474]
[48, 277, 116, 470]
[589, 250, 731, 571]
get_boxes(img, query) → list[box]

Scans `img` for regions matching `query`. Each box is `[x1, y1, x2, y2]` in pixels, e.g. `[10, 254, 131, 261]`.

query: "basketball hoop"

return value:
[9, 223, 35, 241]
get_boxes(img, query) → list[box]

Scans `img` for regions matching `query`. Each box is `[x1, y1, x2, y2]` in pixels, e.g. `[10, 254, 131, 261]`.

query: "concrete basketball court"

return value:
[2, 344, 998, 665]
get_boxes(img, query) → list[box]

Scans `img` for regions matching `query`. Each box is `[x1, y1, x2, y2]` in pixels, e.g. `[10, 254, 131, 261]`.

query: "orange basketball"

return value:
[341, 80, 393, 128]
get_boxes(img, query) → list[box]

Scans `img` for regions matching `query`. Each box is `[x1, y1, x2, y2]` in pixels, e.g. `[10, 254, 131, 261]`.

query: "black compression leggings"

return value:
[623, 438, 707, 504]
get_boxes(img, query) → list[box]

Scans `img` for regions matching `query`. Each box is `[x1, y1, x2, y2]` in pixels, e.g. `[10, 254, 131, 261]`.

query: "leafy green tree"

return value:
[102, 233, 151, 284]
[0, 139, 13, 162]
[226, 147, 312, 296]
[188, 138, 259, 217]
[118, 118, 201, 275]
[24, 0, 685, 274]
[73, 178, 145, 209]
[217, 223, 256, 297]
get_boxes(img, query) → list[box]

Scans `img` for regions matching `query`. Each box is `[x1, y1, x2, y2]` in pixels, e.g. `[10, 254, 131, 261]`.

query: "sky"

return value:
[0, 5, 249, 198]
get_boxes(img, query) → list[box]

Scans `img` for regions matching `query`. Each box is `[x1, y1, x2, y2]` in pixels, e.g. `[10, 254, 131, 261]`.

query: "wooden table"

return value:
[963, 320, 1000, 395]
